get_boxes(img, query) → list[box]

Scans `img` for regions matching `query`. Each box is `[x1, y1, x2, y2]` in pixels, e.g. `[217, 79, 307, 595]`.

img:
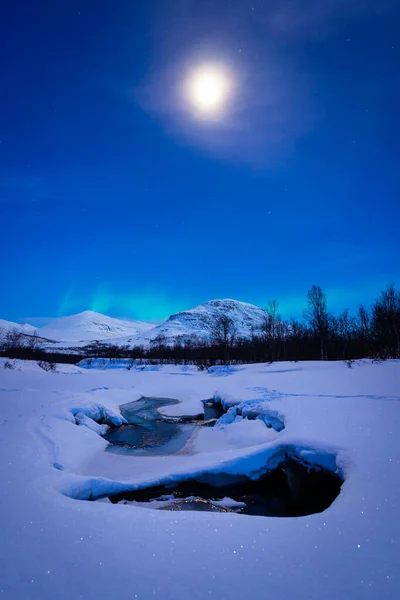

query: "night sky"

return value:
[1, 0, 399, 324]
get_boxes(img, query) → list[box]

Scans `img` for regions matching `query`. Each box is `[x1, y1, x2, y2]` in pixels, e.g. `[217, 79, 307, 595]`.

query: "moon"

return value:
[186, 65, 231, 116]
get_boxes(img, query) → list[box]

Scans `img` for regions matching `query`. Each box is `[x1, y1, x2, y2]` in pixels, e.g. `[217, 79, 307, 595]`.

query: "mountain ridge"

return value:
[104, 299, 269, 348]
[1, 300, 270, 347]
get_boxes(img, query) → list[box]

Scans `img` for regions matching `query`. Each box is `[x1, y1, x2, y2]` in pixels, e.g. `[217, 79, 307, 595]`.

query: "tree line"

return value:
[83, 282, 400, 365]
[1, 283, 399, 366]
[0, 330, 82, 364]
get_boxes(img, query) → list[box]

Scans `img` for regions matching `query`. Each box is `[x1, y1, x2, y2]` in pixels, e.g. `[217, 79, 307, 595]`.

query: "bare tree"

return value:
[25, 332, 42, 352]
[4, 328, 24, 349]
[371, 283, 400, 358]
[150, 333, 168, 362]
[357, 304, 370, 336]
[305, 285, 330, 360]
[337, 308, 356, 360]
[211, 315, 237, 363]
[265, 299, 280, 361]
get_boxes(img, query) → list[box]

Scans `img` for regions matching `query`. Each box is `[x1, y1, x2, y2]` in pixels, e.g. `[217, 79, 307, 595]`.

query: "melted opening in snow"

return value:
[203, 400, 225, 421]
[105, 458, 343, 518]
[103, 397, 223, 456]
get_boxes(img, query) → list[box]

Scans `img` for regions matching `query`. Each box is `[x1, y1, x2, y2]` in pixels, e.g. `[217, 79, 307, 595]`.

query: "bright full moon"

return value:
[187, 65, 231, 116]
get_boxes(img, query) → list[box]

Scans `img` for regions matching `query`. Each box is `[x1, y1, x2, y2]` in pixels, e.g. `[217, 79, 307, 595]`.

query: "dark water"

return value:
[158, 499, 234, 512]
[203, 401, 224, 421]
[107, 459, 344, 517]
[104, 397, 218, 456]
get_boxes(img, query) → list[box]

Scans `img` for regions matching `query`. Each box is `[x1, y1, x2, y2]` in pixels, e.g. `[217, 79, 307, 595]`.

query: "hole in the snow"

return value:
[105, 458, 343, 517]
[203, 399, 225, 421]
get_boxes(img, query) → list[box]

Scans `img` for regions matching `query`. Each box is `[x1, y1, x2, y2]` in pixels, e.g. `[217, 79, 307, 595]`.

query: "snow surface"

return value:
[0, 359, 399, 599]
[37, 310, 155, 342]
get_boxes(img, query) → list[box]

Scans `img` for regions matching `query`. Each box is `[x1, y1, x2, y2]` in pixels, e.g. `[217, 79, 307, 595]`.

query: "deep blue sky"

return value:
[1, 0, 399, 325]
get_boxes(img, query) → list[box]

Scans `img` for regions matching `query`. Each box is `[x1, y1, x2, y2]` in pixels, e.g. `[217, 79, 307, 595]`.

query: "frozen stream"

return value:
[104, 396, 222, 456]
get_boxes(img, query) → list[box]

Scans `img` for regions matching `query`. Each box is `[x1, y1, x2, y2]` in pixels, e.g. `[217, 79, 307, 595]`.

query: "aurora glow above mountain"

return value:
[0, 0, 399, 324]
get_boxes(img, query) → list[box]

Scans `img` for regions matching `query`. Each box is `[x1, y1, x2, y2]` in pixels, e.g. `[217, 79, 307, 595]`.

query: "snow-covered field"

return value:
[0, 359, 399, 599]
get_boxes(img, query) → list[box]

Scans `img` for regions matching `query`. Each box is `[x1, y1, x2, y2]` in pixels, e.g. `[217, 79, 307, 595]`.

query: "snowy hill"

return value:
[111, 299, 269, 347]
[0, 318, 36, 338]
[37, 311, 155, 343]
[1, 300, 270, 349]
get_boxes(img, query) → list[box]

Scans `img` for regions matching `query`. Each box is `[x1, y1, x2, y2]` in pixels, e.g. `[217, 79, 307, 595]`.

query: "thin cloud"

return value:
[135, 0, 396, 167]
[18, 317, 55, 327]
[265, 0, 396, 40]
[137, 54, 316, 168]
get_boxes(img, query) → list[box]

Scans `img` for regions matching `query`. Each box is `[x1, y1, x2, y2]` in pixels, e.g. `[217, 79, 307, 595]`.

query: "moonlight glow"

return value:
[187, 65, 231, 115]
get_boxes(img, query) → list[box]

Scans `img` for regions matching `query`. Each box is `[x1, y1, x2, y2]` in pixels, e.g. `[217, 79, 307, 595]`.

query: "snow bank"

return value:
[61, 440, 343, 502]
[71, 403, 127, 431]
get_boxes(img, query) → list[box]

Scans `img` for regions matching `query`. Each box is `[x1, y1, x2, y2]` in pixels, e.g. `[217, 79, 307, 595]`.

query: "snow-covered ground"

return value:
[0, 359, 399, 599]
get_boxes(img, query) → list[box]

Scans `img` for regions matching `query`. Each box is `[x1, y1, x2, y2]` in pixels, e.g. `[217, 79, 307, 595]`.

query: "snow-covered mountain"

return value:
[1, 300, 270, 349]
[37, 311, 155, 343]
[110, 299, 269, 348]
[0, 319, 37, 338]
